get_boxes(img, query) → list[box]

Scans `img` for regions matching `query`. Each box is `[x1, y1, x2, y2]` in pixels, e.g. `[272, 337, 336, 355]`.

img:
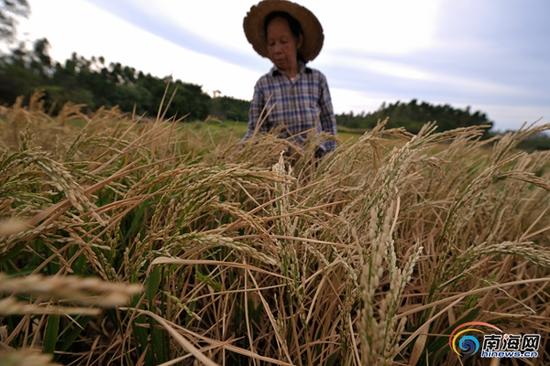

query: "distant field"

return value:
[177, 119, 363, 143]
[1, 104, 549, 365]
[60, 118, 363, 147]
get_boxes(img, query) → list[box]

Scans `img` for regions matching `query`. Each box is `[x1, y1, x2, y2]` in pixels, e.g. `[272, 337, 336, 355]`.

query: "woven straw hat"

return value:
[243, 0, 324, 62]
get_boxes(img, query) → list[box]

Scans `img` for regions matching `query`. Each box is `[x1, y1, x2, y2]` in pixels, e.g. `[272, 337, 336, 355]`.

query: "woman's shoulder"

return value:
[254, 68, 301, 91]
[303, 66, 328, 81]
[258, 71, 275, 81]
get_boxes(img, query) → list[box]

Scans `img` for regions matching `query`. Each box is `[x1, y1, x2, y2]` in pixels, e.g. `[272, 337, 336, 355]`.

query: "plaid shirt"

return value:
[242, 63, 337, 152]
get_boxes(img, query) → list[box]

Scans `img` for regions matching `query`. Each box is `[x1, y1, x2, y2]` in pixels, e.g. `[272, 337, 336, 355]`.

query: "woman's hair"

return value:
[263, 11, 303, 40]
[263, 11, 305, 61]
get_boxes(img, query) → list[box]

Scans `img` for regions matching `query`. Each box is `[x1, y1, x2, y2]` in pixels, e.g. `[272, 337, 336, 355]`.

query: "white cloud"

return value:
[330, 88, 387, 114]
[326, 53, 524, 97]
[326, 56, 430, 80]
[306, 0, 440, 55]
[130, 0, 257, 56]
[476, 104, 550, 131]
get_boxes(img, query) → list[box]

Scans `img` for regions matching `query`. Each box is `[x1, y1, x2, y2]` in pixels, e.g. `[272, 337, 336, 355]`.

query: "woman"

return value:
[242, 0, 337, 158]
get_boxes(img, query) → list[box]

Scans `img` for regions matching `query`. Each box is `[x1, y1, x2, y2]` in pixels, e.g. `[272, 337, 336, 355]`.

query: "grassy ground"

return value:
[177, 119, 362, 144]
[0, 101, 549, 365]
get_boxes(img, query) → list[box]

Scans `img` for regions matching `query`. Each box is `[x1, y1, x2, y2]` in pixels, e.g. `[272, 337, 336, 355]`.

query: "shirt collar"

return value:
[271, 61, 312, 77]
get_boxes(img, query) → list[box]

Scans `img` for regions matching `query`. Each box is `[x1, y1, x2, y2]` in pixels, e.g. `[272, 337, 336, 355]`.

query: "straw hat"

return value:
[243, 0, 324, 62]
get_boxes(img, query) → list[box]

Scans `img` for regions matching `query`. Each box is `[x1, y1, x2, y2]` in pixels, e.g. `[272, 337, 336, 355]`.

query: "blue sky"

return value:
[18, 0, 550, 131]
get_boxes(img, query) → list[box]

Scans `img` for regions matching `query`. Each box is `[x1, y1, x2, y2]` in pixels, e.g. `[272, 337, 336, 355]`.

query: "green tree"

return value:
[0, 0, 29, 41]
[0, 39, 48, 104]
[210, 96, 250, 121]
[335, 99, 494, 136]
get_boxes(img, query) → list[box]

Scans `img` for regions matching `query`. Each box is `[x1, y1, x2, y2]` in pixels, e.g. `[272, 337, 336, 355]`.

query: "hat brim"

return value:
[243, 0, 324, 62]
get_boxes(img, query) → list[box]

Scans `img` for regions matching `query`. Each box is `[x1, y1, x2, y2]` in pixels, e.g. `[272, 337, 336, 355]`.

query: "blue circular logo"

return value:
[458, 335, 480, 355]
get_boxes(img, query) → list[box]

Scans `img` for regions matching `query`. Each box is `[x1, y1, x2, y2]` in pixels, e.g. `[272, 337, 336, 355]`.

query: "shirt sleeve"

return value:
[318, 73, 337, 152]
[242, 81, 264, 142]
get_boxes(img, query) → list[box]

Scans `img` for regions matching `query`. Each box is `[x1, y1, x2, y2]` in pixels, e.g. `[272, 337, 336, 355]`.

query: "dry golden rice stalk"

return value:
[0, 217, 30, 236]
[132, 308, 220, 366]
[0, 297, 100, 316]
[498, 170, 550, 191]
[0, 273, 142, 307]
[0, 149, 105, 226]
[466, 241, 550, 268]
[0, 349, 61, 366]
[159, 232, 278, 266]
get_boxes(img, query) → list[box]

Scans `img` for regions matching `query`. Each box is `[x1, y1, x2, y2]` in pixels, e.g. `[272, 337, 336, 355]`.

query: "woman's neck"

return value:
[282, 62, 299, 79]
[284, 70, 297, 79]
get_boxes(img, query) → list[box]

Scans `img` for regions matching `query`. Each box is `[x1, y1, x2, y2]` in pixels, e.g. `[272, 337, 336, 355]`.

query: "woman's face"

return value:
[266, 17, 301, 73]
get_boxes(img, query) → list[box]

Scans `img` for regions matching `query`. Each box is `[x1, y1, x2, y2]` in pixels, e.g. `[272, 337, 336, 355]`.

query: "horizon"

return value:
[12, 0, 550, 131]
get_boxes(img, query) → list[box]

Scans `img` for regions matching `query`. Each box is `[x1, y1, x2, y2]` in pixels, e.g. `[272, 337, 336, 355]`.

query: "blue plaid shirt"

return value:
[242, 63, 337, 152]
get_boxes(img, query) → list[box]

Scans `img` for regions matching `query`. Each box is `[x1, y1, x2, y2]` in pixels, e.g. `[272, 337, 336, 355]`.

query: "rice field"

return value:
[0, 97, 549, 365]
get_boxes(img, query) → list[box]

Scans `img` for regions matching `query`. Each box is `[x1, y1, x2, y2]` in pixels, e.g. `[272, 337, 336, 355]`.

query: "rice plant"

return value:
[0, 97, 548, 365]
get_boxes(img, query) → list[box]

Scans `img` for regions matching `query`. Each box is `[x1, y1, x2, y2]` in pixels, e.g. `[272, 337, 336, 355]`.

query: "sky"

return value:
[14, 0, 550, 131]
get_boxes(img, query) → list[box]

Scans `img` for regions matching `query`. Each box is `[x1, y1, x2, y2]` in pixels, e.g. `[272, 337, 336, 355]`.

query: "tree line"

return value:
[337, 100, 493, 134]
[0, 38, 211, 120]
